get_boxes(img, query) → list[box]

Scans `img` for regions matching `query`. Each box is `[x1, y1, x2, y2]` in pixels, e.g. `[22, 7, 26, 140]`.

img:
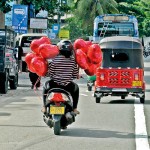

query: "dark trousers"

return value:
[29, 72, 40, 87]
[43, 80, 79, 109]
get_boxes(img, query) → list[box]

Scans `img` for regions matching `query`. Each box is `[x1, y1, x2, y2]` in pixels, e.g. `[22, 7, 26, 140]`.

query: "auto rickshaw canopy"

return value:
[99, 36, 144, 69]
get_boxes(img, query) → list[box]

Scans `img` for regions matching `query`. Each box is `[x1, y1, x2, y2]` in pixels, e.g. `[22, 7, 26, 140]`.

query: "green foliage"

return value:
[0, 0, 149, 38]
[20, 0, 72, 18]
[116, 0, 150, 37]
[61, 0, 120, 40]
[0, 0, 12, 13]
[62, 17, 85, 41]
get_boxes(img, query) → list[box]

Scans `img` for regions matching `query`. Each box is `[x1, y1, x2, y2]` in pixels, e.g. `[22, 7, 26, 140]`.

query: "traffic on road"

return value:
[0, 56, 150, 150]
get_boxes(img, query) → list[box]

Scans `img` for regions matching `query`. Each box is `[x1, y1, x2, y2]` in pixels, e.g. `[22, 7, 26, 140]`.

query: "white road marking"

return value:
[80, 93, 88, 96]
[134, 98, 150, 150]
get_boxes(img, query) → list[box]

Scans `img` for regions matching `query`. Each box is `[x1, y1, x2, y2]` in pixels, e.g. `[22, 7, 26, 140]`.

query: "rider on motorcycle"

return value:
[42, 39, 80, 114]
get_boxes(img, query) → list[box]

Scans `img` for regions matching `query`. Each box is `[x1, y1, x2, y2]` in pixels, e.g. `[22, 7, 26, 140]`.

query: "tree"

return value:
[0, 0, 12, 13]
[115, 0, 150, 37]
[64, 0, 118, 38]
[20, 0, 71, 18]
[0, 0, 73, 29]
[135, 0, 150, 36]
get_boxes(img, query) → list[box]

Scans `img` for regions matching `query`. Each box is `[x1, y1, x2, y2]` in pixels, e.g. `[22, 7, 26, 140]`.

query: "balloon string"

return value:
[33, 76, 43, 101]
[23, 73, 48, 102]
[33, 77, 51, 102]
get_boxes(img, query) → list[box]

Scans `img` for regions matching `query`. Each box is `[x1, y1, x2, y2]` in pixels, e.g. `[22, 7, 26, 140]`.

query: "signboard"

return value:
[49, 33, 56, 39]
[30, 18, 47, 29]
[5, 1, 16, 26]
[58, 30, 70, 39]
[52, 24, 60, 34]
[12, 5, 28, 33]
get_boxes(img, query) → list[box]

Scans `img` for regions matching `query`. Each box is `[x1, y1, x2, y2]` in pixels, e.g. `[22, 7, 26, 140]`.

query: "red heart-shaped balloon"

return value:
[30, 56, 48, 76]
[84, 63, 98, 76]
[75, 49, 88, 70]
[87, 44, 103, 64]
[74, 39, 88, 54]
[39, 44, 59, 59]
[25, 52, 36, 65]
[30, 36, 51, 54]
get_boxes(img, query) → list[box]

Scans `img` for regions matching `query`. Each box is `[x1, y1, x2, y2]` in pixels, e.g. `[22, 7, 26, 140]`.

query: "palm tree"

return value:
[73, 0, 119, 35]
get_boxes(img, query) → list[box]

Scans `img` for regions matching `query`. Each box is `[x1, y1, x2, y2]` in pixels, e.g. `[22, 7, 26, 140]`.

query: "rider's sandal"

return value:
[73, 109, 80, 115]
[41, 107, 46, 113]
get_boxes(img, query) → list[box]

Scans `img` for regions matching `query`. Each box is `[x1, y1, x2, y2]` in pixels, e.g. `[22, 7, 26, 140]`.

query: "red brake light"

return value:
[134, 73, 139, 80]
[100, 73, 104, 80]
[50, 93, 65, 102]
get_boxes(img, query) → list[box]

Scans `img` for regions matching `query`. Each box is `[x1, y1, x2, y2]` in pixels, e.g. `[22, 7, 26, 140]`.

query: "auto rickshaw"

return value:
[94, 36, 145, 103]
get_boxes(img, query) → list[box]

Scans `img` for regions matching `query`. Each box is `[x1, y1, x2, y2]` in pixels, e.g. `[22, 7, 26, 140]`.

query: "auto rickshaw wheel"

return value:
[140, 97, 145, 104]
[96, 98, 101, 103]
[121, 95, 125, 99]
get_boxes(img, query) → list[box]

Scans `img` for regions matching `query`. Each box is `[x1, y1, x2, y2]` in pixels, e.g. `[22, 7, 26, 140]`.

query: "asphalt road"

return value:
[0, 56, 150, 150]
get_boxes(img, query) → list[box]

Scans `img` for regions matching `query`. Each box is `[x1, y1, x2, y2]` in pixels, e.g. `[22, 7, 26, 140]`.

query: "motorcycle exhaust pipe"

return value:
[65, 112, 75, 124]
[43, 115, 53, 128]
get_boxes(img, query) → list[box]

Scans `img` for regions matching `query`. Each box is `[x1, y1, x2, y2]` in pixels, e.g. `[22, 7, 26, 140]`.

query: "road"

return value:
[0, 57, 150, 150]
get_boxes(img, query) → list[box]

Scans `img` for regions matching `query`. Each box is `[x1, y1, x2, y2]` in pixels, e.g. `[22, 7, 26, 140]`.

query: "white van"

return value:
[15, 33, 48, 72]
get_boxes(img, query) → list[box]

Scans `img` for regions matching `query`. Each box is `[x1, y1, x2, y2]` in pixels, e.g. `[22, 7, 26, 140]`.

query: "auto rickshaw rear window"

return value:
[110, 52, 129, 62]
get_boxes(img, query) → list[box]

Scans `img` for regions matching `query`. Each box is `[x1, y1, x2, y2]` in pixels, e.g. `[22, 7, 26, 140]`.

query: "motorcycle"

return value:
[143, 46, 150, 58]
[43, 80, 76, 135]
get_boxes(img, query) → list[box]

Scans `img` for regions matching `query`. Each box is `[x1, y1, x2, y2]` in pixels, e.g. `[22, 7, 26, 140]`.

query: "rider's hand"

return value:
[77, 75, 83, 79]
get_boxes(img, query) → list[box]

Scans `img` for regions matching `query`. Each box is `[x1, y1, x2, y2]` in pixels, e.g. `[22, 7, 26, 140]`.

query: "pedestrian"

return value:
[42, 39, 80, 114]
[29, 71, 41, 89]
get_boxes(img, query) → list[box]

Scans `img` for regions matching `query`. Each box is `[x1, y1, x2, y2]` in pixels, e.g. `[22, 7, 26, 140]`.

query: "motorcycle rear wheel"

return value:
[54, 120, 61, 135]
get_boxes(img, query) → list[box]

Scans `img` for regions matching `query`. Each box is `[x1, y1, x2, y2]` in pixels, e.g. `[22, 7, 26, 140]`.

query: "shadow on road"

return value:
[144, 67, 150, 72]
[100, 99, 150, 105]
[61, 128, 137, 139]
[0, 124, 46, 128]
[108, 99, 135, 104]
[0, 112, 11, 116]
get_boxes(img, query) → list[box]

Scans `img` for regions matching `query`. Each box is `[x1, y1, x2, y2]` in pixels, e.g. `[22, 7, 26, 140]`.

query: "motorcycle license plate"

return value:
[50, 106, 65, 115]
[132, 81, 142, 86]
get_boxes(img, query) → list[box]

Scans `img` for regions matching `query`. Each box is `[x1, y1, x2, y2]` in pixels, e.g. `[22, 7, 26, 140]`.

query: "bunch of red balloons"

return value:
[25, 36, 59, 76]
[74, 39, 103, 76]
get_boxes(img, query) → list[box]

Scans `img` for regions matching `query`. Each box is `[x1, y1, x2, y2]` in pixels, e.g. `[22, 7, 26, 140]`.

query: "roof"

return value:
[15, 33, 48, 46]
[99, 36, 143, 49]
[17, 33, 47, 38]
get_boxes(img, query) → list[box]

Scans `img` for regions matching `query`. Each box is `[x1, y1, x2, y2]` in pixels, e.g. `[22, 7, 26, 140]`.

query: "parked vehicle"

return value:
[43, 80, 77, 135]
[94, 36, 145, 103]
[0, 27, 18, 94]
[15, 33, 47, 72]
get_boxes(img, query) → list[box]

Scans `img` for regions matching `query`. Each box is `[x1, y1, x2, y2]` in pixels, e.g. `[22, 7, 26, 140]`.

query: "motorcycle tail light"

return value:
[62, 94, 69, 102]
[48, 92, 70, 102]
[134, 73, 139, 80]
[100, 73, 104, 80]
[50, 93, 65, 102]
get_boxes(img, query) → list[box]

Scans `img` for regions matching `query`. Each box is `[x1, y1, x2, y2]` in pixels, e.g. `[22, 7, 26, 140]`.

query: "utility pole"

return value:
[57, 0, 61, 29]
[0, 11, 5, 29]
